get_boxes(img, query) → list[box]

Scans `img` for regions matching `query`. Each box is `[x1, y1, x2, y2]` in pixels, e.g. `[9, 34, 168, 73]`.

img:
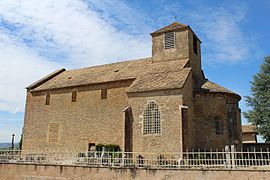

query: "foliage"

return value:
[95, 144, 121, 152]
[19, 134, 23, 150]
[243, 56, 270, 141]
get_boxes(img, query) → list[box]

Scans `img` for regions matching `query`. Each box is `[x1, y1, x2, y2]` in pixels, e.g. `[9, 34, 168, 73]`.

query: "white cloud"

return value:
[0, 31, 59, 112]
[0, 0, 151, 66]
[146, 2, 257, 64]
[0, 0, 151, 113]
[185, 5, 256, 64]
[84, 0, 154, 34]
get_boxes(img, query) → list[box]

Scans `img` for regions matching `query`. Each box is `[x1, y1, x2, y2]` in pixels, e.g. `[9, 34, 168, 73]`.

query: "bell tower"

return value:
[151, 22, 204, 83]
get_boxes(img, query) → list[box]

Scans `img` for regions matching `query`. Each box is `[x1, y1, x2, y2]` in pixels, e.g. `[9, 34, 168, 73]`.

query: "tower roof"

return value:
[151, 22, 188, 36]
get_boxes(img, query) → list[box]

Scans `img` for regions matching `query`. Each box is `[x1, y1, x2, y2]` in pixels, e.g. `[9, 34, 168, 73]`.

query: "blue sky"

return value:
[0, 0, 269, 143]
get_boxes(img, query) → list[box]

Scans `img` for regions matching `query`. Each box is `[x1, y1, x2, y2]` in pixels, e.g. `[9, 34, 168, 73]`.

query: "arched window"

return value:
[143, 101, 161, 135]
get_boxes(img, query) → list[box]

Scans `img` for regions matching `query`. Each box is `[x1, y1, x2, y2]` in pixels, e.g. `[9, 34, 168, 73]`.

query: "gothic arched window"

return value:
[143, 101, 161, 135]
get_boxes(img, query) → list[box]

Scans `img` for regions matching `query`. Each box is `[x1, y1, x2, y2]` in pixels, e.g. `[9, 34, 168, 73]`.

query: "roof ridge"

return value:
[151, 22, 188, 35]
[27, 68, 66, 90]
[67, 57, 152, 72]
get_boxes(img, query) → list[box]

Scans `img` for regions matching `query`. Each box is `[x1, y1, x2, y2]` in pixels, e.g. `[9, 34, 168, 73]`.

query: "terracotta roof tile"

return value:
[31, 58, 189, 92]
[27, 68, 66, 89]
[201, 80, 236, 94]
[194, 80, 241, 99]
[127, 68, 191, 93]
[151, 22, 188, 36]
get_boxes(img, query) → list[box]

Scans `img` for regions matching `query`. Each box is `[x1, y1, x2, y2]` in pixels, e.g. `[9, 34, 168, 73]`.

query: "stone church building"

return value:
[23, 22, 242, 153]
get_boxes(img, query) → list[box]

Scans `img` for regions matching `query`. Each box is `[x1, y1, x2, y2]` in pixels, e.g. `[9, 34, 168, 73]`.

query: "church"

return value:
[22, 22, 242, 153]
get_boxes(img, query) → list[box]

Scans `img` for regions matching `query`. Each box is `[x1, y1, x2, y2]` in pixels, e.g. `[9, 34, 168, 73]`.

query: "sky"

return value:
[0, 0, 269, 143]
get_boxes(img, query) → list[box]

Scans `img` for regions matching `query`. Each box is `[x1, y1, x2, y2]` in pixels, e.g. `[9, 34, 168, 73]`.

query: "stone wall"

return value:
[128, 90, 183, 153]
[1, 163, 270, 180]
[23, 81, 132, 153]
[23, 80, 187, 154]
[152, 30, 189, 63]
[181, 71, 195, 150]
[23, 72, 241, 154]
[193, 93, 241, 150]
[242, 132, 257, 143]
[151, 28, 203, 83]
[187, 30, 203, 84]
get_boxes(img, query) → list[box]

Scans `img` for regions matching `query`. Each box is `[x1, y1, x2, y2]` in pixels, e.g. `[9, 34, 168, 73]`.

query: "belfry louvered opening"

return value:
[164, 31, 175, 49]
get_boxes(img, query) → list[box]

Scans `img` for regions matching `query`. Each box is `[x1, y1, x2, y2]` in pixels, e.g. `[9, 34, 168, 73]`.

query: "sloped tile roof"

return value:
[27, 68, 66, 89]
[31, 58, 190, 92]
[201, 80, 236, 94]
[151, 22, 188, 36]
[242, 124, 257, 133]
[194, 80, 241, 99]
[127, 68, 191, 93]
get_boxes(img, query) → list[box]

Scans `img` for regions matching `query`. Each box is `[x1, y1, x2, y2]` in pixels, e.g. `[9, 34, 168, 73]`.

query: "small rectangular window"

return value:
[164, 31, 175, 49]
[45, 92, 50, 105]
[193, 34, 198, 55]
[215, 117, 223, 135]
[72, 91, 77, 102]
[101, 89, 107, 99]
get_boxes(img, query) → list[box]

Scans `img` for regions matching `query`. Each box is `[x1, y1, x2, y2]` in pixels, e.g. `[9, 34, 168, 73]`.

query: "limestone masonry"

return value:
[23, 22, 242, 153]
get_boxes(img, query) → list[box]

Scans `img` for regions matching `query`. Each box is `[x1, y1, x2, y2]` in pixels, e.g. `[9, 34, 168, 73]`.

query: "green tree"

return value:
[19, 133, 23, 150]
[243, 56, 270, 141]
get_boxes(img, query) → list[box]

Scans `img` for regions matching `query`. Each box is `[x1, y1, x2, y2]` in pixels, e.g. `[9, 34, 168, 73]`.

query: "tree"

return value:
[243, 56, 270, 141]
[19, 133, 23, 150]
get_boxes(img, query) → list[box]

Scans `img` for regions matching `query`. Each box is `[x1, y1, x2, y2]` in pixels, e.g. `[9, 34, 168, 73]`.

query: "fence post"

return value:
[225, 145, 230, 168]
[231, 145, 235, 169]
[121, 152, 125, 167]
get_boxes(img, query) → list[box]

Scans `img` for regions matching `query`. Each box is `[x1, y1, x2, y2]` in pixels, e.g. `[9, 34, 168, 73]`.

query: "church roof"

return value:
[27, 68, 66, 90]
[28, 58, 240, 97]
[27, 21, 238, 96]
[195, 80, 241, 99]
[242, 124, 257, 133]
[29, 58, 190, 92]
[151, 22, 201, 42]
[151, 22, 188, 36]
[127, 68, 191, 93]
[201, 80, 235, 94]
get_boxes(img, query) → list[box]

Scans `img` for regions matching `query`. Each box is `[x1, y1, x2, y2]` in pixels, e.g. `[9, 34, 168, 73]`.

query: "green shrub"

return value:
[96, 144, 121, 152]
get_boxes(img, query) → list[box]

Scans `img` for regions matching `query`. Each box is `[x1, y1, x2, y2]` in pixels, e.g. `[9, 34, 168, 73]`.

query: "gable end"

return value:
[27, 68, 66, 91]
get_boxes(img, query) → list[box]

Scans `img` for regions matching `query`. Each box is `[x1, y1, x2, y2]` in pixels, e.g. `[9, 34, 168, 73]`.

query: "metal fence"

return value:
[1, 149, 270, 170]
